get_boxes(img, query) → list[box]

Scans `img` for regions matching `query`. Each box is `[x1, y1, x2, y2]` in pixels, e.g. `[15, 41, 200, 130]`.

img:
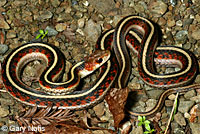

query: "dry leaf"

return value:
[189, 104, 199, 122]
[105, 87, 129, 128]
[16, 105, 74, 127]
[45, 122, 93, 134]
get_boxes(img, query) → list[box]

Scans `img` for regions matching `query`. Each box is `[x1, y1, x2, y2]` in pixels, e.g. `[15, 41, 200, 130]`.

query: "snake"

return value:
[1, 15, 199, 117]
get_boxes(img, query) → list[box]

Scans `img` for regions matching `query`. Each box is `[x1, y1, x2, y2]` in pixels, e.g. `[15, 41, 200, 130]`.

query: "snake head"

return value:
[79, 50, 110, 78]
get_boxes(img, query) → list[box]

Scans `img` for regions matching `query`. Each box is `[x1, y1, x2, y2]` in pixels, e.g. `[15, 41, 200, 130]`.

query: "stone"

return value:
[192, 29, 200, 40]
[83, 19, 101, 43]
[0, 17, 10, 29]
[174, 112, 186, 126]
[184, 90, 196, 99]
[178, 100, 195, 113]
[88, 0, 115, 14]
[189, 123, 200, 134]
[0, 44, 8, 54]
[55, 23, 68, 32]
[45, 26, 58, 36]
[0, 106, 9, 117]
[0, 0, 7, 6]
[149, 1, 168, 17]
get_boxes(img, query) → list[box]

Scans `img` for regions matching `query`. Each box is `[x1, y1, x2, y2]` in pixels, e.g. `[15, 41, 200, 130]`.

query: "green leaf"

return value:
[138, 116, 143, 122]
[150, 129, 155, 132]
[144, 131, 150, 134]
[36, 34, 41, 39]
[144, 120, 150, 125]
[142, 116, 146, 121]
[138, 122, 143, 126]
[144, 123, 151, 131]
[44, 30, 48, 35]
[39, 29, 44, 34]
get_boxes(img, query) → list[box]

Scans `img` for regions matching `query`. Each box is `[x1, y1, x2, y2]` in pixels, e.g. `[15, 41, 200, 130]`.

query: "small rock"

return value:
[0, 98, 14, 106]
[130, 126, 143, 134]
[0, 17, 10, 29]
[13, 0, 26, 6]
[45, 26, 58, 36]
[195, 75, 200, 83]
[167, 19, 176, 27]
[77, 18, 85, 28]
[174, 112, 186, 126]
[178, 100, 195, 113]
[147, 89, 164, 100]
[93, 102, 105, 117]
[84, 19, 101, 43]
[34, 11, 53, 21]
[55, 23, 68, 32]
[0, 44, 8, 54]
[0, 106, 9, 117]
[168, 94, 176, 100]
[190, 95, 200, 103]
[175, 30, 188, 44]
[174, 128, 185, 134]
[158, 17, 167, 26]
[189, 123, 200, 134]
[50, 0, 60, 7]
[7, 30, 16, 39]
[192, 29, 200, 40]
[176, 20, 183, 27]
[184, 90, 196, 99]
[165, 100, 173, 107]
[0, 0, 7, 6]
[88, 0, 115, 14]
[149, 1, 168, 17]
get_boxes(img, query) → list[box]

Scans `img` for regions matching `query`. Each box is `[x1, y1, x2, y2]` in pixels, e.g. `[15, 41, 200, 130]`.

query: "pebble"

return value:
[178, 100, 195, 113]
[175, 30, 188, 44]
[0, 44, 8, 54]
[189, 123, 200, 134]
[55, 23, 67, 32]
[0, 106, 9, 117]
[0, 98, 15, 106]
[176, 20, 183, 27]
[88, 0, 115, 14]
[0, 0, 6, 6]
[77, 18, 85, 28]
[34, 11, 53, 21]
[192, 29, 200, 40]
[174, 112, 186, 126]
[165, 100, 173, 107]
[13, 0, 27, 6]
[83, 19, 101, 43]
[45, 26, 58, 36]
[174, 128, 185, 134]
[194, 75, 200, 83]
[158, 17, 167, 26]
[184, 90, 196, 99]
[130, 126, 143, 134]
[93, 102, 105, 117]
[167, 19, 176, 27]
[147, 89, 163, 100]
[7, 30, 17, 39]
[50, 0, 60, 8]
[190, 95, 200, 103]
[148, 1, 168, 17]
[0, 17, 10, 29]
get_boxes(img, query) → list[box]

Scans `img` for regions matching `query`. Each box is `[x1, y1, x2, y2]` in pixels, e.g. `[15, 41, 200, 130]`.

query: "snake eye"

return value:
[96, 58, 103, 63]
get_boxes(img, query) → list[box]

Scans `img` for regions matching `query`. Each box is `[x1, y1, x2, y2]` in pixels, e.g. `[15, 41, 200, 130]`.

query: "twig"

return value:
[164, 92, 179, 134]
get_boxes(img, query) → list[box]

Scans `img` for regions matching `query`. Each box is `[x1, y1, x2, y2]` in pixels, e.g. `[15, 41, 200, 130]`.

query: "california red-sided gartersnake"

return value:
[1, 15, 199, 117]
